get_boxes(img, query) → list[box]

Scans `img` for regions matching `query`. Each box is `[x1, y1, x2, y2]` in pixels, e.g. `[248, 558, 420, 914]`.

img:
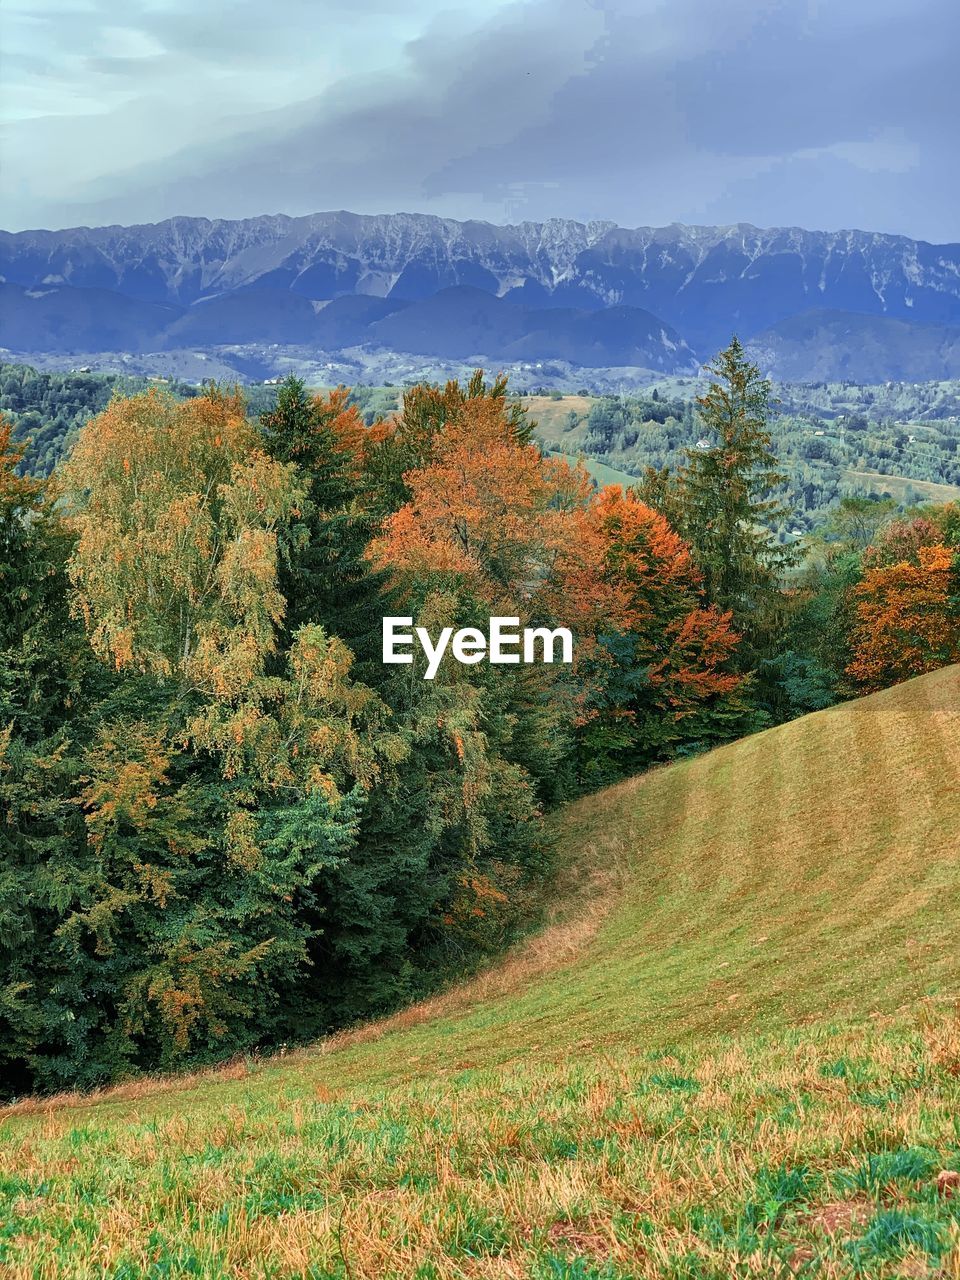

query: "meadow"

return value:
[2, 666, 959, 1279]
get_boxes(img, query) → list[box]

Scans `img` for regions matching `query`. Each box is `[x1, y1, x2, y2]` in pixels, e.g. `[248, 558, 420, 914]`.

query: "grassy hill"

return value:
[3, 669, 960, 1278]
[545, 449, 639, 490]
[841, 468, 960, 506]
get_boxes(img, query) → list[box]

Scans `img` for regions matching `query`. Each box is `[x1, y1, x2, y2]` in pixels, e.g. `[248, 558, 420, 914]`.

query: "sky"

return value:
[2, 0, 958, 241]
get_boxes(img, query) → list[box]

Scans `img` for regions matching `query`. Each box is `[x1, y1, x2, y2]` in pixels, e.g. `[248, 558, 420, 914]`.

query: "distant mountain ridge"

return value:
[2, 211, 959, 377]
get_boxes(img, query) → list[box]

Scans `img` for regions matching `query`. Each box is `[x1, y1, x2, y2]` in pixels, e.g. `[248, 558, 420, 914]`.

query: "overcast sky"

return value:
[2, 0, 957, 241]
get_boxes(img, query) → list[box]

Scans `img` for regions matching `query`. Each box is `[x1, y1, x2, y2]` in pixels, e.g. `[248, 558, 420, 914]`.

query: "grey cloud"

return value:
[5, 0, 958, 241]
[669, 0, 959, 156]
[701, 146, 959, 243]
[42, 0, 602, 222]
[83, 56, 172, 79]
[111, 0, 448, 63]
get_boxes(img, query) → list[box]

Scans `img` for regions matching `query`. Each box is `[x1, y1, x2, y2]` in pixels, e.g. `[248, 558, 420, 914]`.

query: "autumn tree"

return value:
[547, 485, 747, 780]
[372, 388, 749, 790]
[862, 514, 946, 570]
[366, 370, 534, 517]
[52, 388, 398, 1076]
[365, 386, 575, 963]
[847, 543, 960, 692]
[847, 544, 960, 691]
[369, 393, 587, 605]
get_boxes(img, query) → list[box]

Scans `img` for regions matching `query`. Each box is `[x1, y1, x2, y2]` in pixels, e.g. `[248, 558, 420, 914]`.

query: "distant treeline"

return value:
[7, 362, 960, 532]
[555, 387, 960, 531]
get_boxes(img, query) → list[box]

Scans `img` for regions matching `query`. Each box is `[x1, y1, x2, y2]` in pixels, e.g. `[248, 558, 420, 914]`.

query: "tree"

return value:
[368, 393, 588, 605]
[0, 424, 80, 725]
[259, 378, 386, 668]
[5, 360, 823, 1097]
[632, 464, 685, 531]
[823, 496, 897, 551]
[366, 370, 534, 517]
[0, 420, 106, 1094]
[547, 486, 747, 780]
[365, 384, 576, 978]
[677, 338, 795, 662]
[50, 389, 396, 1078]
[847, 544, 960, 692]
[862, 514, 944, 570]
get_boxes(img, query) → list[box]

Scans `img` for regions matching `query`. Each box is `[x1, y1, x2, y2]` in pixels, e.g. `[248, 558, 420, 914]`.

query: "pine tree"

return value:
[260, 377, 387, 669]
[677, 337, 795, 662]
[0, 421, 102, 1094]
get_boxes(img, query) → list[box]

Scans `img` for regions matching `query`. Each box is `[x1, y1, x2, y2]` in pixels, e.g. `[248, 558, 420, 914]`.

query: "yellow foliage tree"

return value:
[64, 388, 398, 845]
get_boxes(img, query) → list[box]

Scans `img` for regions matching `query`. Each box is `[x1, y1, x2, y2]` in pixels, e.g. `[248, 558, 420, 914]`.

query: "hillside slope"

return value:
[3, 669, 960, 1278]
[748, 309, 960, 382]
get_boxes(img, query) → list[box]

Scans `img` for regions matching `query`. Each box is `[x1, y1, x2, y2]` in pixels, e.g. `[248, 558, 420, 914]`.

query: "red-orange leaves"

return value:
[321, 386, 370, 476]
[548, 486, 742, 746]
[549, 486, 698, 640]
[847, 544, 959, 692]
[369, 394, 589, 602]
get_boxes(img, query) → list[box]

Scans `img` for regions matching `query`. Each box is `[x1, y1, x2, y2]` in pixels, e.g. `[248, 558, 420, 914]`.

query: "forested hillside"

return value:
[0, 362, 292, 475]
[529, 384, 960, 536]
[3, 342, 960, 1101]
[0, 364, 200, 475]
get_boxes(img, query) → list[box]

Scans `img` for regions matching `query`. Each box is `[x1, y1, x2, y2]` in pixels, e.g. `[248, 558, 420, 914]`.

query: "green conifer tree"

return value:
[0, 423, 100, 1095]
[259, 377, 387, 670]
[677, 337, 796, 664]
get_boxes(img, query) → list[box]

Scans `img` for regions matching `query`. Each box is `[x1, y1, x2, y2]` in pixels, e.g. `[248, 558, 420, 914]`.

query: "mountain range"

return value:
[2, 211, 960, 381]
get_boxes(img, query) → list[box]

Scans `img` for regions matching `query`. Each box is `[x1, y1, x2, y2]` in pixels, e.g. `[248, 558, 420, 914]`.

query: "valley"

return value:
[7, 361, 960, 532]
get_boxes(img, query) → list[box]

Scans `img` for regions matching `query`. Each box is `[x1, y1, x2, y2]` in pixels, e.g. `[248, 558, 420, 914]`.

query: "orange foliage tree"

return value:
[368, 393, 588, 604]
[547, 486, 745, 769]
[847, 543, 960, 692]
[370, 381, 747, 778]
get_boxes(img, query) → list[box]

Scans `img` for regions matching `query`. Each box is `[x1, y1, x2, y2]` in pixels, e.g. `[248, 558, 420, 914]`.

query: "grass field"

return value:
[521, 395, 594, 446]
[842, 470, 960, 506]
[545, 450, 639, 490]
[3, 668, 960, 1278]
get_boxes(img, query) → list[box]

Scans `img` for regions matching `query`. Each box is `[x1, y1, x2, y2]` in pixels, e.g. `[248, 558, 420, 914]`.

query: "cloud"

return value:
[668, 0, 960, 157]
[2, 0, 957, 241]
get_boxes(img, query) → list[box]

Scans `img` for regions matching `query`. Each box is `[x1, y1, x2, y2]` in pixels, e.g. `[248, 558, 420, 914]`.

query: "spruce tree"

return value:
[259, 377, 387, 670]
[0, 422, 101, 1094]
[677, 337, 795, 663]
